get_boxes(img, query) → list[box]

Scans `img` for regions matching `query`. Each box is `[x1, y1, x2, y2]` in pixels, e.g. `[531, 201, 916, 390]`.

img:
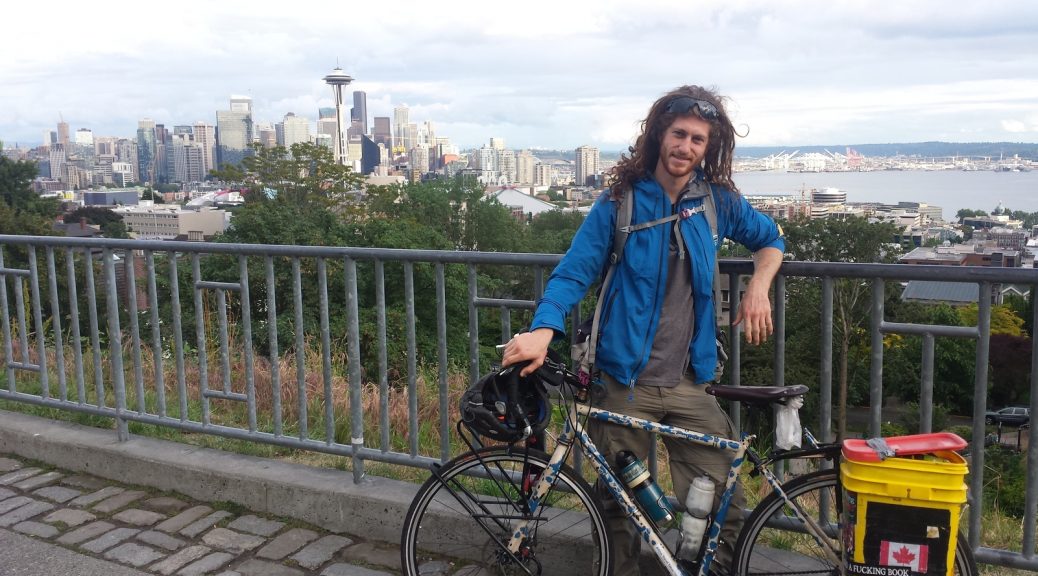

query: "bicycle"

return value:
[400, 355, 979, 576]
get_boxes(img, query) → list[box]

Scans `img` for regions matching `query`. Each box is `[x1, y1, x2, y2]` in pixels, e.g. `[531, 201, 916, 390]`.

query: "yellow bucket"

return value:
[841, 433, 969, 576]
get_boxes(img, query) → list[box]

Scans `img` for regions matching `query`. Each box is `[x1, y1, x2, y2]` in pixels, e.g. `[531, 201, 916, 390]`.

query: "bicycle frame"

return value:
[508, 401, 843, 576]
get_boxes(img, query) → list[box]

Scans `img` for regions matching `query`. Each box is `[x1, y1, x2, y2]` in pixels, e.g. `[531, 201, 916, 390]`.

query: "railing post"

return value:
[868, 278, 885, 438]
[103, 249, 128, 441]
[820, 276, 834, 444]
[969, 282, 992, 549]
[344, 257, 365, 483]
[919, 333, 935, 433]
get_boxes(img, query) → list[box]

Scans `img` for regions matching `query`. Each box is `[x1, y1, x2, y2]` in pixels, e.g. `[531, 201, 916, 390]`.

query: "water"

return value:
[733, 170, 1038, 222]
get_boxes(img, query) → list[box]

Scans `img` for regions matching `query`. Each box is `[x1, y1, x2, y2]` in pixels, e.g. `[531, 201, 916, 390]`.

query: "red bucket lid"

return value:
[842, 432, 967, 462]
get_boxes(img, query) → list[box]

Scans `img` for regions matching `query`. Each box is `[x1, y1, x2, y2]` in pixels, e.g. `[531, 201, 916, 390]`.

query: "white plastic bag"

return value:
[774, 395, 804, 450]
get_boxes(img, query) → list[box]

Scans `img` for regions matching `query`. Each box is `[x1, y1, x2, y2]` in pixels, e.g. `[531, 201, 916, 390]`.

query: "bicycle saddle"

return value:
[705, 384, 808, 405]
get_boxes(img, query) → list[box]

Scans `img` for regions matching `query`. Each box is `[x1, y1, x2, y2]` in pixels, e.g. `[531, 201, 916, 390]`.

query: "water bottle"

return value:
[616, 451, 674, 524]
[676, 475, 715, 563]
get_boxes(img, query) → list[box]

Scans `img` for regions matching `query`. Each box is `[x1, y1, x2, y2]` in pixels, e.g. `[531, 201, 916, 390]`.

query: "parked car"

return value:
[985, 406, 1030, 426]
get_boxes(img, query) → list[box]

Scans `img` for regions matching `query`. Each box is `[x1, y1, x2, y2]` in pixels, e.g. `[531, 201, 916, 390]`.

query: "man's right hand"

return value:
[500, 328, 555, 376]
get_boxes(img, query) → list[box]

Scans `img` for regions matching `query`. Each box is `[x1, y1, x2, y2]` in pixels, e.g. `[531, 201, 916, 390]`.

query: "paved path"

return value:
[0, 454, 404, 576]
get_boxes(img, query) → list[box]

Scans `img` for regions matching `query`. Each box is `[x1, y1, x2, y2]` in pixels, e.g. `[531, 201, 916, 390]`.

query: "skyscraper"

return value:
[137, 119, 157, 184]
[216, 96, 254, 168]
[323, 67, 354, 166]
[351, 91, 367, 135]
[372, 117, 391, 149]
[56, 119, 70, 148]
[193, 122, 216, 176]
[281, 113, 311, 152]
[575, 145, 600, 187]
[393, 105, 410, 155]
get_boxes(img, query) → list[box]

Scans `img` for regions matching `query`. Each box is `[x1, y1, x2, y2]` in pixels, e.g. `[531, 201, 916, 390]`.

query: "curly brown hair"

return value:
[609, 85, 739, 198]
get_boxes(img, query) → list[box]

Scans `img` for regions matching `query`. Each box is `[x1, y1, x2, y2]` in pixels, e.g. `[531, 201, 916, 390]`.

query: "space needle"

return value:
[323, 66, 354, 166]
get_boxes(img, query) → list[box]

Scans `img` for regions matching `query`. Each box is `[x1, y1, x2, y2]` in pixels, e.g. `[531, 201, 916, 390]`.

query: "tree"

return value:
[0, 156, 60, 229]
[988, 334, 1032, 407]
[957, 303, 1024, 337]
[213, 142, 364, 212]
[955, 208, 988, 222]
[781, 215, 901, 438]
[141, 188, 165, 203]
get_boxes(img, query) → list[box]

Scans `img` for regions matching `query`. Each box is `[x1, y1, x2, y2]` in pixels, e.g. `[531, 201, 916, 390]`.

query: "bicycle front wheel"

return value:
[733, 469, 979, 576]
[400, 446, 611, 576]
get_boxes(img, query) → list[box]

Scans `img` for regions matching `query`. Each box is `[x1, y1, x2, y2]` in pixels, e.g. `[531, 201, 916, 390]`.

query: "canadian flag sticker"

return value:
[880, 541, 929, 573]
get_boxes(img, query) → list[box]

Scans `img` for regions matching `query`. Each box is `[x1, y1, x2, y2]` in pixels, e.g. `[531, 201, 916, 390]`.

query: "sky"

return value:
[3, 0, 1038, 152]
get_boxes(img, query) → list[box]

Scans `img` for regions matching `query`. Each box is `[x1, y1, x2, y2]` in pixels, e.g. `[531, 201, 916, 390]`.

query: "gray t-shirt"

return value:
[636, 220, 695, 387]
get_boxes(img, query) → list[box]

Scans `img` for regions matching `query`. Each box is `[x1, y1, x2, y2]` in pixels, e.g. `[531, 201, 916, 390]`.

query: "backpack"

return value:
[571, 185, 727, 384]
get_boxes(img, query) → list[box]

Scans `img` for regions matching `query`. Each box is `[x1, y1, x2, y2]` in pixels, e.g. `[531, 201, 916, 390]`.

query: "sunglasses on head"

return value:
[666, 97, 719, 120]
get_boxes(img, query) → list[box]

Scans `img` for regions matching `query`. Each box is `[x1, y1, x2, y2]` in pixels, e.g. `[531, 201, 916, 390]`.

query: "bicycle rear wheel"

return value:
[733, 469, 978, 576]
[400, 446, 611, 576]
[733, 469, 842, 576]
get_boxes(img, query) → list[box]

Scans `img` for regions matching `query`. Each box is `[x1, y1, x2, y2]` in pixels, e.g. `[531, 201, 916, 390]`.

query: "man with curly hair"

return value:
[502, 85, 784, 574]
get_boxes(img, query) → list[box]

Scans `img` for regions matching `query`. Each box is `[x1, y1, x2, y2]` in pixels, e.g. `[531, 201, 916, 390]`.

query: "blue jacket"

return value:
[530, 172, 785, 386]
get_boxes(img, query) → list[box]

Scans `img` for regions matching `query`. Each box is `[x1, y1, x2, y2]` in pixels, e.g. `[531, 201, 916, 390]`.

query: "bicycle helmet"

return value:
[460, 363, 551, 443]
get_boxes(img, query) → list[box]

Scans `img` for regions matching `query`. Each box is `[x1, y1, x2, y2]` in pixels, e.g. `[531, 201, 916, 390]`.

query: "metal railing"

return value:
[0, 234, 1035, 569]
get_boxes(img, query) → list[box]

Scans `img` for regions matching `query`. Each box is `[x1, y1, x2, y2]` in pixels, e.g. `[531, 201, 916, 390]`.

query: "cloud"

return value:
[3, 0, 1038, 149]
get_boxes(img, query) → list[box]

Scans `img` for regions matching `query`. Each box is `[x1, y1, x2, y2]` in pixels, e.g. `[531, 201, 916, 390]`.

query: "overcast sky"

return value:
[3, 0, 1038, 151]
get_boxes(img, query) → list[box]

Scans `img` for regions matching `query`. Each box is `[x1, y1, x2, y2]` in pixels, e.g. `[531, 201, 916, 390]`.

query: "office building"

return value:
[74, 129, 93, 146]
[352, 91, 367, 135]
[372, 116, 391, 149]
[393, 105, 410, 154]
[57, 120, 70, 148]
[281, 113, 310, 151]
[216, 100, 253, 167]
[193, 122, 216, 176]
[137, 118, 157, 184]
[534, 163, 553, 187]
[113, 205, 228, 241]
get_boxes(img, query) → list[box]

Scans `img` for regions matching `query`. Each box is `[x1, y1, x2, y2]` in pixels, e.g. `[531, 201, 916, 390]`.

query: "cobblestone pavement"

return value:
[0, 453, 405, 576]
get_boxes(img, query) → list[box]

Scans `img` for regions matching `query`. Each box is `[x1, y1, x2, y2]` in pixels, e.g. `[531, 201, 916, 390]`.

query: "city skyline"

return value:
[3, 0, 1038, 150]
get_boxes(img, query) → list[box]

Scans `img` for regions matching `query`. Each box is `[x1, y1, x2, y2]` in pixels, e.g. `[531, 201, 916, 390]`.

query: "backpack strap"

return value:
[703, 186, 722, 324]
[586, 183, 723, 370]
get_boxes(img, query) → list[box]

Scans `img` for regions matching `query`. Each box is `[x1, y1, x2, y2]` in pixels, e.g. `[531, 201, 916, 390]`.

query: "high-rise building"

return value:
[575, 145, 600, 187]
[517, 150, 536, 185]
[498, 149, 517, 183]
[489, 137, 505, 151]
[534, 162, 553, 187]
[393, 105, 410, 155]
[167, 134, 204, 183]
[193, 122, 216, 176]
[256, 123, 276, 148]
[410, 144, 430, 174]
[49, 144, 67, 182]
[372, 117, 391, 149]
[230, 95, 252, 115]
[216, 96, 254, 168]
[351, 91, 367, 135]
[56, 120, 70, 148]
[74, 129, 94, 146]
[281, 113, 311, 152]
[136, 118, 157, 184]
[115, 139, 139, 183]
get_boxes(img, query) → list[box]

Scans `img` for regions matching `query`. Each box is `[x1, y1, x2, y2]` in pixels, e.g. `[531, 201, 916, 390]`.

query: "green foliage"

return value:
[880, 420, 909, 437]
[0, 156, 60, 235]
[955, 208, 989, 221]
[141, 188, 165, 203]
[780, 215, 903, 437]
[957, 303, 1024, 337]
[983, 445, 1027, 516]
[988, 333, 1032, 406]
[898, 401, 949, 433]
[64, 206, 122, 227]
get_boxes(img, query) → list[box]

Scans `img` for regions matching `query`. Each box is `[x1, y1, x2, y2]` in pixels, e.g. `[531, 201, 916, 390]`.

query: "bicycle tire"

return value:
[400, 445, 612, 576]
[733, 469, 978, 576]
